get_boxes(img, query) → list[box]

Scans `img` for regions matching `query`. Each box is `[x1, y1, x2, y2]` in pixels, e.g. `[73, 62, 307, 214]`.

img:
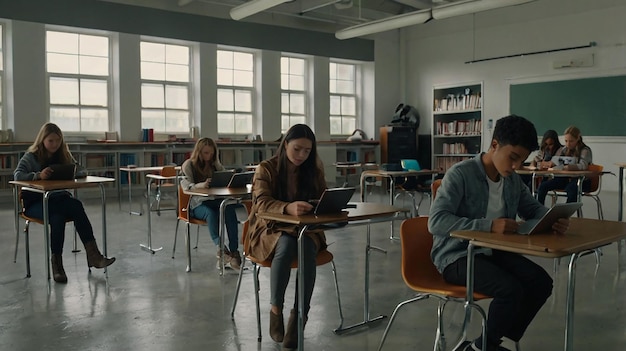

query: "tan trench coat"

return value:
[245, 157, 327, 262]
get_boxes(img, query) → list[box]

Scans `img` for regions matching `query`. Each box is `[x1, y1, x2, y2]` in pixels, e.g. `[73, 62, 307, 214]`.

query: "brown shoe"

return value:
[84, 241, 115, 269]
[269, 310, 284, 342]
[51, 254, 68, 283]
[229, 250, 242, 270]
[283, 309, 307, 350]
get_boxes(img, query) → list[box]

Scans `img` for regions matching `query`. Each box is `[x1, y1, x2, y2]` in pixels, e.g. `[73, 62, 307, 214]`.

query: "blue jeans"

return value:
[536, 177, 591, 205]
[24, 193, 95, 254]
[190, 199, 241, 253]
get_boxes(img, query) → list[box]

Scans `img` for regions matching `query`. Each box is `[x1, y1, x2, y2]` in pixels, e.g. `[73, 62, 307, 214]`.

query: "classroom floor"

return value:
[0, 187, 625, 351]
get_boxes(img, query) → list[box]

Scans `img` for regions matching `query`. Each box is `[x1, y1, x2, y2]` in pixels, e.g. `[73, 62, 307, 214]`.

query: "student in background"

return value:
[180, 137, 242, 270]
[429, 115, 567, 351]
[531, 129, 563, 169]
[246, 124, 327, 349]
[536, 125, 592, 204]
[13, 123, 115, 283]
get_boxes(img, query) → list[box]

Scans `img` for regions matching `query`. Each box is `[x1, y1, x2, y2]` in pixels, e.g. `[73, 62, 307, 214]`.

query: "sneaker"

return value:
[216, 246, 231, 259]
[216, 254, 232, 269]
[229, 251, 242, 270]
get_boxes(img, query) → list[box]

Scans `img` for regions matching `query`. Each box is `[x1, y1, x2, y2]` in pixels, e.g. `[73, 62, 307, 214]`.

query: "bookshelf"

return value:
[432, 82, 483, 173]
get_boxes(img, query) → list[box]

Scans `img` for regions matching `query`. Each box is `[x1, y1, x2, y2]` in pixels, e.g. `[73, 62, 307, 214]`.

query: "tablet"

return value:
[310, 187, 356, 215]
[208, 170, 235, 188]
[48, 164, 77, 180]
[517, 202, 582, 235]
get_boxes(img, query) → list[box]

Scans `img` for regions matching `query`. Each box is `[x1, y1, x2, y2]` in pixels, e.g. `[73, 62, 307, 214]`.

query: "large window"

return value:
[217, 49, 253, 135]
[0, 24, 3, 128]
[46, 30, 110, 132]
[281, 56, 307, 134]
[140, 41, 190, 133]
[329, 62, 357, 135]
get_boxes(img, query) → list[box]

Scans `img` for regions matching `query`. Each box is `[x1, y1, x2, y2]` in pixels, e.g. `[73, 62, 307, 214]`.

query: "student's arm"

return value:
[13, 152, 42, 181]
[566, 146, 592, 171]
[428, 167, 493, 236]
[179, 160, 205, 190]
[252, 162, 290, 214]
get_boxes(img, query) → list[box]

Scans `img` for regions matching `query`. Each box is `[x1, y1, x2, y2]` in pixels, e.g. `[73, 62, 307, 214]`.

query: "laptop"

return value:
[309, 187, 356, 215]
[48, 164, 77, 180]
[227, 171, 255, 188]
[517, 202, 583, 235]
[208, 170, 235, 188]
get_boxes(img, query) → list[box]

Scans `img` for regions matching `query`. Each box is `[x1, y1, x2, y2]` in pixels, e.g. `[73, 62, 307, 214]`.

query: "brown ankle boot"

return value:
[283, 309, 307, 350]
[84, 241, 116, 268]
[51, 254, 68, 283]
[269, 310, 284, 342]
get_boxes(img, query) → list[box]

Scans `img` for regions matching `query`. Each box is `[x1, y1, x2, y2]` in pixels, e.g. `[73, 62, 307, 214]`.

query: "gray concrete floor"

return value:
[1, 187, 625, 351]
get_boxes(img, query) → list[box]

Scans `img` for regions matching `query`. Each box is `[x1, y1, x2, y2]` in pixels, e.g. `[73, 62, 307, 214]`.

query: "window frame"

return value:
[280, 55, 308, 134]
[45, 26, 112, 135]
[329, 60, 361, 137]
[0, 22, 4, 130]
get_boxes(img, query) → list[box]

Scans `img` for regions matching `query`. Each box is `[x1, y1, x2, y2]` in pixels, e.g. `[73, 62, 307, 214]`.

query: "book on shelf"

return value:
[433, 92, 482, 112]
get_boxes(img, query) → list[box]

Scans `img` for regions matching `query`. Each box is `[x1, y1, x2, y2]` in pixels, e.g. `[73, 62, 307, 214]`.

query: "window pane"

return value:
[336, 64, 354, 80]
[329, 62, 337, 79]
[233, 70, 253, 87]
[47, 53, 79, 74]
[81, 108, 109, 132]
[165, 85, 188, 109]
[234, 90, 252, 112]
[50, 78, 79, 104]
[281, 74, 289, 90]
[233, 52, 253, 70]
[217, 89, 234, 111]
[218, 113, 235, 134]
[281, 57, 288, 73]
[281, 93, 289, 114]
[235, 114, 252, 134]
[141, 62, 165, 80]
[80, 79, 108, 106]
[330, 116, 341, 135]
[290, 94, 304, 114]
[341, 96, 356, 115]
[336, 80, 354, 94]
[281, 115, 290, 133]
[141, 42, 165, 63]
[342, 117, 356, 135]
[290, 58, 304, 75]
[330, 96, 341, 115]
[166, 45, 189, 65]
[142, 109, 165, 130]
[80, 56, 108, 76]
[329, 79, 337, 93]
[141, 84, 164, 108]
[47, 31, 78, 54]
[50, 107, 80, 131]
[165, 110, 189, 133]
[290, 75, 304, 91]
[165, 63, 189, 83]
[217, 50, 233, 69]
[217, 68, 233, 86]
[80, 35, 108, 57]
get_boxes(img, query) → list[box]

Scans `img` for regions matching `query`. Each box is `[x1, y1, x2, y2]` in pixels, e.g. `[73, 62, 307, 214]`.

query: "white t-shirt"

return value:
[485, 175, 505, 220]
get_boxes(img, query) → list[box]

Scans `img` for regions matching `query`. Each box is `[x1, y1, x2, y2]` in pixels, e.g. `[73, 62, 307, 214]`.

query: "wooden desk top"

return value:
[451, 218, 626, 258]
[615, 163, 626, 168]
[120, 166, 181, 172]
[9, 176, 115, 191]
[515, 168, 596, 177]
[257, 202, 403, 226]
[361, 169, 439, 177]
[184, 186, 251, 198]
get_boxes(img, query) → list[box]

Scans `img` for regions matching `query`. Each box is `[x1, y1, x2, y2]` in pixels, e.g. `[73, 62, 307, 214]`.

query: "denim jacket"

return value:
[428, 154, 548, 273]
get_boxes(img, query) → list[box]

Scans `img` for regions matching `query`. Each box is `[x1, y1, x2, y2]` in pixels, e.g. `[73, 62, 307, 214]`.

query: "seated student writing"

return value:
[245, 124, 327, 349]
[428, 115, 569, 351]
[535, 125, 592, 205]
[13, 123, 115, 283]
[530, 129, 563, 170]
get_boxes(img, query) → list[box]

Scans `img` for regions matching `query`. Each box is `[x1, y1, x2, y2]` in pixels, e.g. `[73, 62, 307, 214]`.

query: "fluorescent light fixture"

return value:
[230, 0, 291, 21]
[432, 0, 536, 20]
[335, 9, 431, 40]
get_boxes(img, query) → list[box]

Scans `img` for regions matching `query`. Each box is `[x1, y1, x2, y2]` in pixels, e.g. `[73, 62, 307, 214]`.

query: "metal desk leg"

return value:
[43, 191, 51, 293]
[359, 172, 386, 254]
[141, 177, 162, 254]
[334, 224, 386, 334]
[128, 171, 141, 216]
[72, 189, 80, 253]
[576, 177, 584, 218]
[218, 197, 240, 276]
[297, 225, 309, 351]
[389, 176, 398, 240]
[98, 184, 109, 277]
[619, 167, 624, 222]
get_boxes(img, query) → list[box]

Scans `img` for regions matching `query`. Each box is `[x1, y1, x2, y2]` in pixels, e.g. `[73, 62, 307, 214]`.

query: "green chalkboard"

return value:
[509, 76, 626, 136]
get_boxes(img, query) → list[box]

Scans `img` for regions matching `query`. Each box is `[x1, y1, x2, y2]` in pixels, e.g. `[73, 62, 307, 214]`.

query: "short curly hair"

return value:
[492, 115, 539, 152]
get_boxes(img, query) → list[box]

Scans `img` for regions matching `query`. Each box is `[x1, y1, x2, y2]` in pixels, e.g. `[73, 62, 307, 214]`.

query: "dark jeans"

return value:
[536, 177, 591, 205]
[191, 199, 241, 253]
[24, 193, 95, 255]
[443, 250, 553, 347]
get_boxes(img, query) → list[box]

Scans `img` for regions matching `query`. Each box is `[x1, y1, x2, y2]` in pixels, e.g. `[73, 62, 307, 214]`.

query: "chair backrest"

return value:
[177, 184, 190, 221]
[432, 179, 442, 200]
[586, 164, 603, 194]
[161, 165, 177, 177]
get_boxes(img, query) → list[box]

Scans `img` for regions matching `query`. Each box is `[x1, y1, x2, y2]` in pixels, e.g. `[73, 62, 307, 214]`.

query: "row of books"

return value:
[0, 154, 17, 169]
[435, 119, 482, 136]
[441, 142, 469, 155]
[434, 92, 481, 112]
[435, 156, 472, 173]
[172, 152, 191, 165]
[85, 154, 116, 168]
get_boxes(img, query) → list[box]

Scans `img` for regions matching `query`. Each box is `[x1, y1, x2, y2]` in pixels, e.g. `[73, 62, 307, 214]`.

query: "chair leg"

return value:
[253, 263, 262, 342]
[194, 227, 200, 249]
[434, 299, 449, 351]
[185, 223, 192, 272]
[377, 294, 429, 351]
[230, 256, 248, 319]
[14, 222, 21, 263]
[592, 196, 603, 220]
[156, 183, 162, 216]
[172, 219, 180, 258]
[330, 260, 345, 331]
[25, 223, 31, 278]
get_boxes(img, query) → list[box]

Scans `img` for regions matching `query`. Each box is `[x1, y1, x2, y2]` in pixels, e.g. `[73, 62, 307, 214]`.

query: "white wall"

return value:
[381, 0, 626, 193]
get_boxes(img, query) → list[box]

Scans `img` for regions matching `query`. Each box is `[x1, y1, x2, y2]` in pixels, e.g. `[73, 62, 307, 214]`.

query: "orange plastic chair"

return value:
[550, 164, 607, 219]
[230, 201, 344, 342]
[152, 165, 178, 215]
[171, 184, 207, 272]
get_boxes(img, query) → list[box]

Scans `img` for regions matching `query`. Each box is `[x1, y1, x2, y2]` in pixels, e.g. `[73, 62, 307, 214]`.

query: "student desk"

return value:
[118, 166, 180, 216]
[140, 173, 181, 254]
[257, 203, 405, 351]
[182, 186, 252, 275]
[359, 169, 438, 240]
[10, 176, 115, 290]
[451, 217, 626, 351]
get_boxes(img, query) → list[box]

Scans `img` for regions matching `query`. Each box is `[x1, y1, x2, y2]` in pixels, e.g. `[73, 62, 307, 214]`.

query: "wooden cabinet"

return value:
[380, 125, 417, 164]
[432, 82, 482, 173]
